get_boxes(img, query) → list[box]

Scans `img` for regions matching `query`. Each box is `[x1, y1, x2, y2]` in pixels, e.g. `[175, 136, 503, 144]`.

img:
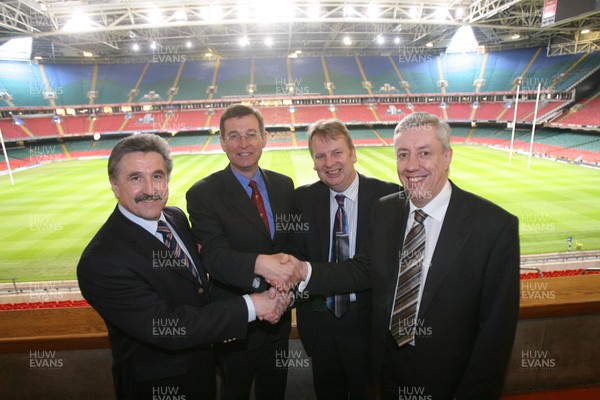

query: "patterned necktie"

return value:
[249, 180, 271, 235]
[391, 209, 428, 347]
[326, 194, 351, 318]
[157, 221, 202, 285]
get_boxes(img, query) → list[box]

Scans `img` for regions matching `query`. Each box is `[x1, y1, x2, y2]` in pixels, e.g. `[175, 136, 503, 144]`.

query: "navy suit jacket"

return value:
[292, 174, 399, 353]
[306, 181, 520, 399]
[77, 206, 248, 399]
[186, 166, 295, 352]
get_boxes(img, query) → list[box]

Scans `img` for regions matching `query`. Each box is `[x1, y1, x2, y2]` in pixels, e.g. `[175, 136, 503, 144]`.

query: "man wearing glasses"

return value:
[187, 104, 299, 400]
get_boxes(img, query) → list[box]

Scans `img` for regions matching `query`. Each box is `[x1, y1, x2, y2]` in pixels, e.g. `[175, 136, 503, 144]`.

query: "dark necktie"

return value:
[249, 180, 271, 235]
[391, 209, 428, 347]
[326, 194, 351, 318]
[157, 221, 202, 285]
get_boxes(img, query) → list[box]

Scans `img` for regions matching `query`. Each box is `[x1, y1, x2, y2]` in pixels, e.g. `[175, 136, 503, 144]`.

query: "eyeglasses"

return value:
[225, 131, 262, 142]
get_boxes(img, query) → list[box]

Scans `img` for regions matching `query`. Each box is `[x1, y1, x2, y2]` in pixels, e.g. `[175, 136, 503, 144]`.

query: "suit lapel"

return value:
[222, 166, 271, 240]
[314, 183, 332, 260]
[164, 210, 208, 288]
[418, 184, 473, 318]
[356, 175, 369, 248]
[385, 192, 410, 306]
[112, 207, 205, 287]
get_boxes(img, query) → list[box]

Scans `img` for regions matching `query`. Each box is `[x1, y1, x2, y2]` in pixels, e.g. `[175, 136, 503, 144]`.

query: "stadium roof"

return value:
[1, 0, 599, 62]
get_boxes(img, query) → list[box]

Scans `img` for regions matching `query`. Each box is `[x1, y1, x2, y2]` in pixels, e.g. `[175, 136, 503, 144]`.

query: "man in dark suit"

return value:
[292, 119, 398, 400]
[289, 112, 520, 400]
[78, 133, 288, 400]
[186, 105, 299, 400]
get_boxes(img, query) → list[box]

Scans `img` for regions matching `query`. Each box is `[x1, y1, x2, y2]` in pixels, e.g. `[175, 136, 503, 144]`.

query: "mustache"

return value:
[135, 193, 164, 203]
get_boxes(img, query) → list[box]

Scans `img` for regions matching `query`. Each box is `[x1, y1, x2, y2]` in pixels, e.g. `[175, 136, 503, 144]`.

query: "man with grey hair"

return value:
[286, 112, 520, 399]
[78, 133, 289, 400]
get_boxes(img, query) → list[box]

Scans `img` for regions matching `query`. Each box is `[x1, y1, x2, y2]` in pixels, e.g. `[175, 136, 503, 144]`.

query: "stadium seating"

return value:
[95, 63, 148, 104]
[331, 104, 374, 123]
[326, 56, 367, 95]
[289, 57, 328, 95]
[553, 95, 600, 128]
[213, 58, 249, 99]
[2, 49, 599, 108]
[254, 57, 289, 96]
[176, 60, 217, 101]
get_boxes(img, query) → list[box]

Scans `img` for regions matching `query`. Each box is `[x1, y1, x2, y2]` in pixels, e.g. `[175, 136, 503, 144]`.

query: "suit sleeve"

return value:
[305, 195, 387, 295]
[186, 182, 261, 291]
[288, 188, 310, 261]
[455, 215, 520, 399]
[78, 249, 249, 351]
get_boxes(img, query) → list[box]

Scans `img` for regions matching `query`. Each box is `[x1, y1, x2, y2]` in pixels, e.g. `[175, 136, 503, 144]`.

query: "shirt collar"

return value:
[118, 204, 165, 236]
[230, 165, 266, 190]
[408, 180, 452, 223]
[329, 172, 359, 203]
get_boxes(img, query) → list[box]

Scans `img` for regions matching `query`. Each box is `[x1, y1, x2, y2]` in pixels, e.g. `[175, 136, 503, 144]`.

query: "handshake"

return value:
[249, 253, 307, 324]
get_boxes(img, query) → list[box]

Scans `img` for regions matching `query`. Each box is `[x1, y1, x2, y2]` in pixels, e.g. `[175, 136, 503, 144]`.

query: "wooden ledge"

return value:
[2, 275, 600, 353]
[519, 275, 600, 319]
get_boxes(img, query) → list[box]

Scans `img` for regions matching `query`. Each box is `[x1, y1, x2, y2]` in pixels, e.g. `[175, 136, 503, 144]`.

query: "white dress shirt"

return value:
[117, 204, 256, 321]
[403, 180, 452, 321]
[329, 172, 359, 301]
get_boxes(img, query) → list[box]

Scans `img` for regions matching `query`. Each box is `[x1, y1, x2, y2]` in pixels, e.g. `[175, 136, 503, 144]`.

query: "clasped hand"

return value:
[255, 253, 305, 292]
[251, 287, 292, 324]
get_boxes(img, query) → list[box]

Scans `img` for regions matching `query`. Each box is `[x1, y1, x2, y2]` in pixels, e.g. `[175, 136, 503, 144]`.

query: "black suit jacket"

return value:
[292, 174, 399, 353]
[186, 166, 295, 352]
[77, 206, 248, 399]
[307, 181, 520, 399]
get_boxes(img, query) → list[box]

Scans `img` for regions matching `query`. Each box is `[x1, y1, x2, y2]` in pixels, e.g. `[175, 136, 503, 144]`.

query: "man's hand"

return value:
[279, 254, 308, 281]
[250, 288, 292, 324]
[255, 253, 302, 291]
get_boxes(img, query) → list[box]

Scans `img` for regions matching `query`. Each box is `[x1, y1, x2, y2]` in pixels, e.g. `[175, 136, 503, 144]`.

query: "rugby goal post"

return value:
[0, 129, 15, 185]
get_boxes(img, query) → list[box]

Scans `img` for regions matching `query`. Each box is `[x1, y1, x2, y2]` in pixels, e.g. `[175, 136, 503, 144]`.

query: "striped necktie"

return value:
[157, 221, 201, 285]
[390, 209, 428, 347]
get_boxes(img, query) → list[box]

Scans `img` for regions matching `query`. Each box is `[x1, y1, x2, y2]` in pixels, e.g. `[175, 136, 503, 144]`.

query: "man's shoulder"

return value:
[452, 183, 517, 222]
[262, 168, 294, 185]
[187, 168, 228, 194]
[78, 208, 127, 266]
[163, 206, 187, 223]
[295, 180, 325, 195]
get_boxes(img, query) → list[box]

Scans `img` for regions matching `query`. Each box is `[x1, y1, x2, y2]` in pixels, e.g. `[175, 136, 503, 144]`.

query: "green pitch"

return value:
[1, 145, 599, 281]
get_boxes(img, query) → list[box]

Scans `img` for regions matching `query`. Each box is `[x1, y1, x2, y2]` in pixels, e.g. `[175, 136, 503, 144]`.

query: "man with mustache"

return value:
[78, 133, 290, 400]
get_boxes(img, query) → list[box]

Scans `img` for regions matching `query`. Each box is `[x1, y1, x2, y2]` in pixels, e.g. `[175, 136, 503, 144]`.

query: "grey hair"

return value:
[108, 133, 173, 181]
[394, 112, 451, 152]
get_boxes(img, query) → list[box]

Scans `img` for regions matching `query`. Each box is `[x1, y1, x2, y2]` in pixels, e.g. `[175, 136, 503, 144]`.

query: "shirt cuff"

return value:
[297, 261, 313, 292]
[243, 294, 256, 322]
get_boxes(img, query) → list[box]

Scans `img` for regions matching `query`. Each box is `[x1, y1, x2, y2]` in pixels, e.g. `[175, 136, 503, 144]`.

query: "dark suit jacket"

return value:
[186, 166, 295, 352]
[307, 181, 520, 399]
[292, 174, 399, 353]
[77, 206, 248, 399]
